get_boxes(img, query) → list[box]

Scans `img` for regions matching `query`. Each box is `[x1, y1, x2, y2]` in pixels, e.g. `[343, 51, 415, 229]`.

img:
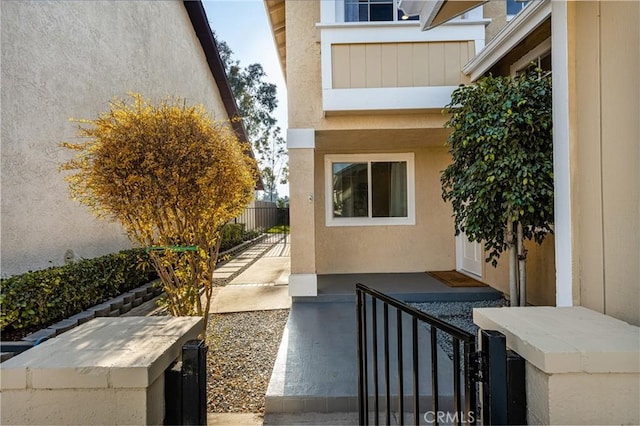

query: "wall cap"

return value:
[473, 306, 640, 374]
[0, 317, 202, 390]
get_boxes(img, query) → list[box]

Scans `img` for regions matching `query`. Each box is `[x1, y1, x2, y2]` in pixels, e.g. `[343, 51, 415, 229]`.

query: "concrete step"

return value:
[294, 288, 502, 304]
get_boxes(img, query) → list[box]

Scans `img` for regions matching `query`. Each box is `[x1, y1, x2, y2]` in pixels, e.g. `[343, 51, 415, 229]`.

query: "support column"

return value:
[551, 0, 574, 307]
[287, 128, 317, 296]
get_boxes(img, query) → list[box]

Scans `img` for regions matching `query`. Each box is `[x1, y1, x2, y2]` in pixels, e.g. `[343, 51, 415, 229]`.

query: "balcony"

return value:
[318, 2, 488, 114]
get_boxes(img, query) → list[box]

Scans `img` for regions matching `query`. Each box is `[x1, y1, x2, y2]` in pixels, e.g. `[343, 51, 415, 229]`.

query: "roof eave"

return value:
[462, 0, 552, 81]
[264, 0, 286, 81]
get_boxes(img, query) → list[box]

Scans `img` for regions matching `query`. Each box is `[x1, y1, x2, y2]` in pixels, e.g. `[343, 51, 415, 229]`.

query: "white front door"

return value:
[456, 232, 483, 277]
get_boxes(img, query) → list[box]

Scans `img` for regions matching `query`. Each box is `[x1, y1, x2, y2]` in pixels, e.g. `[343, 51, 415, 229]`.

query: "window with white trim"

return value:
[344, 0, 419, 22]
[325, 153, 415, 226]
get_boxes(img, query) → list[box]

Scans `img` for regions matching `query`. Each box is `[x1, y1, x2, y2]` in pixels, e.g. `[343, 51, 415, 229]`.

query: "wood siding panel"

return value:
[412, 43, 429, 86]
[331, 41, 472, 89]
[396, 43, 414, 87]
[349, 44, 367, 88]
[428, 42, 445, 86]
[365, 44, 382, 87]
[380, 44, 397, 87]
[443, 42, 461, 85]
[458, 44, 467, 84]
[332, 44, 351, 89]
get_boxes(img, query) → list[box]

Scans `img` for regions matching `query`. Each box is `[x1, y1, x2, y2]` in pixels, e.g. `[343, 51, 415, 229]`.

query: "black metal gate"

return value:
[356, 283, 525, 426]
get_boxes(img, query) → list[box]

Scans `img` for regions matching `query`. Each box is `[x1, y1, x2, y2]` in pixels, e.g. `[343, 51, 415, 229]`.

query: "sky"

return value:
[202, 0, 289, 196]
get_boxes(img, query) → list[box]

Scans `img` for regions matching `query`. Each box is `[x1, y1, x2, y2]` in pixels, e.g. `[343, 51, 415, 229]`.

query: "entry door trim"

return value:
[456, 232, 483, 278]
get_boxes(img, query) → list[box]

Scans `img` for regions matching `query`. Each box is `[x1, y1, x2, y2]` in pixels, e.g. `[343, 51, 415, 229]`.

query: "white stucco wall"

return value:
[1, 1, 229, 276]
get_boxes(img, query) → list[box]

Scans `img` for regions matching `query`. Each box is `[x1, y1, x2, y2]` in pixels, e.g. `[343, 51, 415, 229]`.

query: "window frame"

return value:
[325, 153, 416, 227]
[343, 0, 418, 23]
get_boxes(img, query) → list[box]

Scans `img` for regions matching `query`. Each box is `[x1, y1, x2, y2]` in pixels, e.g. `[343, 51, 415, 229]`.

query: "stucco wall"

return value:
[483, 1, 507, 44]
[569, 1, 640, 325]
[286, 0, 322, 129]
[1, 1, 229, 276]
[289, 148, 316, 274]
[482, 236, 556, 306]
[314, 143, 455, 274]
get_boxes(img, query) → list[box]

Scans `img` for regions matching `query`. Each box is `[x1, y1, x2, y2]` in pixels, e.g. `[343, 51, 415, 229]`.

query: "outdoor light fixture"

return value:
[397, 0, 424, 17]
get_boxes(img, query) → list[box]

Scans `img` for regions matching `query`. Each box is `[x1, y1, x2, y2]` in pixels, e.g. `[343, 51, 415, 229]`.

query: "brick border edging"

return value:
[0, 281, 162, 362]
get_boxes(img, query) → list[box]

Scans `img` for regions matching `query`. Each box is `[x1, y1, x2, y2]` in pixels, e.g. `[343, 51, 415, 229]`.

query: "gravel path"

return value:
[206, 309, 289, 414]
[409, 298, 505, 359]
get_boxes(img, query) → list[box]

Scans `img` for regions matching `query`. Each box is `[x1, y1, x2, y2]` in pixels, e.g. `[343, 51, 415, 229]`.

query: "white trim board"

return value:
[287, 128, 316, 149]
[551, 0, 573, 307]
[323, 86, 459, 112]
[288, 274, 318, 297]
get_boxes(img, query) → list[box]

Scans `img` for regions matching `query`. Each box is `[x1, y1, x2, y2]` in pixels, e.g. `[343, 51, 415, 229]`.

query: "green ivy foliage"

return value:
[441, 69, 554, 266]
[0, 249, 154, 331]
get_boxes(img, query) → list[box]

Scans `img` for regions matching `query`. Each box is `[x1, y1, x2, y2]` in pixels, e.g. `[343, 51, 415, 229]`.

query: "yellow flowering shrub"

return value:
[60, 94, 257, 334]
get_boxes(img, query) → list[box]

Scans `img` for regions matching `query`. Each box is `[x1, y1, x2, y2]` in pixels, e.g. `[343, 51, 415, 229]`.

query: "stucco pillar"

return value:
[474, 307, 640, 425]
[287, 128, 317, 296]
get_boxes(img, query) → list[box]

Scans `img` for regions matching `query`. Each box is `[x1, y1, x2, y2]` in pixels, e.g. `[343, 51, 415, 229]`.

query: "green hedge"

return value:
[219, 224, 261, 253]
[1, 228, 261, 333]
[0, 249, 154, 332]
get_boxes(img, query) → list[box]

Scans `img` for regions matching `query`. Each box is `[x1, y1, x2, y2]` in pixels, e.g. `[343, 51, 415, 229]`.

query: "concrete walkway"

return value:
[210, 241, 291, 313]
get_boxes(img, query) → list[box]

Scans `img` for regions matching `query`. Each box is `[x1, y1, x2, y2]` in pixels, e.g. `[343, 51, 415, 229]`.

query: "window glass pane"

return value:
[370, 3, 393, 21]
[332, 162, 369, 217]
[345, 0, 359, 22]
[371, 162, 407, 217]
[506, 0, 528, 15]
[540, 51, 552, 71]
[358, 3, 369, 21]
[345, 0, 395, 22]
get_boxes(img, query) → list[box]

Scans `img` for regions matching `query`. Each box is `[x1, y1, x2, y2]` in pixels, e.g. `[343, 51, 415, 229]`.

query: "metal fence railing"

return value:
[356, 283, 478, 426]
[356, 283, 526, 426]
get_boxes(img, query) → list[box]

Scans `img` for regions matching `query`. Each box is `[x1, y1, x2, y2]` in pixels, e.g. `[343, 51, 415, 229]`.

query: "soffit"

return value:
[486, 18, 551, 77]
[428, 1, 487, 29]
[399, 0, 486, 31]
[315, 128, 452, 151]
[265, 0, 286, 80]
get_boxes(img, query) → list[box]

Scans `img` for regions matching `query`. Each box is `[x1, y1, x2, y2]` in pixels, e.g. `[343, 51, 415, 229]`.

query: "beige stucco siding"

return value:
[331, 41, 474, 89]
[285, 0, 322, 129]
[0, 1, 228, 276]
[289, 148, 317, 274]
[570, 1, 639, 325]
[483, 237, 556, 306]
[314, 145, 455, 274]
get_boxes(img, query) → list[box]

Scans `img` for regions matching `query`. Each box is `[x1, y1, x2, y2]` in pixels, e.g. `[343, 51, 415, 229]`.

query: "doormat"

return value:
[426, 270, 488, 288]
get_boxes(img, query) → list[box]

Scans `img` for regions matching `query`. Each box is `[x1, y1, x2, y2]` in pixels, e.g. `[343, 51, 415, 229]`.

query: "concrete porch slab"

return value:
[265, 302, 458, 414]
